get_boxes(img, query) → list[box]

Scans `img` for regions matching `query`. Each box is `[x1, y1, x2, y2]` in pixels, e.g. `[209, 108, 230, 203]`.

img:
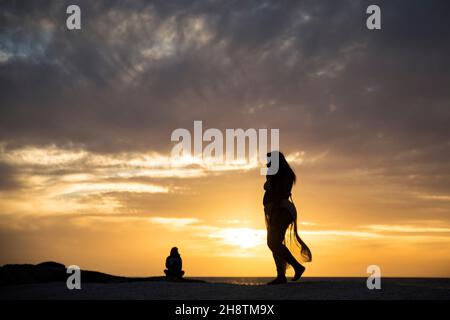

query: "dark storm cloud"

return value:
[0, 0, 450, 193]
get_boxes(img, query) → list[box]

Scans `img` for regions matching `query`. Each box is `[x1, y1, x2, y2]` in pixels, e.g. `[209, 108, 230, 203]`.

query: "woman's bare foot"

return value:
[266, 276, 287, 285]
[292, 265, 305, 281]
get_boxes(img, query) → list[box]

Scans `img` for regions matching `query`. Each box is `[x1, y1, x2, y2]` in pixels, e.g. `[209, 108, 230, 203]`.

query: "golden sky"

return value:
[0, 144, 449, 277]
[1, 1, 450, 277]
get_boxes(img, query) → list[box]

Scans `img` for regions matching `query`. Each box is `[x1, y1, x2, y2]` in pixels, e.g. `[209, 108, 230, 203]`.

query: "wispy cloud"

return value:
[1, 144, 305, 178]
[57, 182, 169, 196]
[149, 217, 201, 229]
[0, 144, 306, 217]
[416, 194, 450, 202]
[361, 224, 450, 233]
[304, 230, 381, 238]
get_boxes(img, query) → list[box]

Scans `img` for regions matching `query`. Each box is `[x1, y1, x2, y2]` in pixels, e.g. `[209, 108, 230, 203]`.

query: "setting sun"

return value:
[211, 228, 266, 249]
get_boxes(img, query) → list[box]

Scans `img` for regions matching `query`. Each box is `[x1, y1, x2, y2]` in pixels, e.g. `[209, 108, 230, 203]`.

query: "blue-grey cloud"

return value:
[1, 0, 450, 195]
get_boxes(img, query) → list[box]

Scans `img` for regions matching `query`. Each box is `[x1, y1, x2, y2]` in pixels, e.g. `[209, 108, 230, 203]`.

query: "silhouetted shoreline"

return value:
[0, 261, 205, 286]
[1, 262, 449, 300]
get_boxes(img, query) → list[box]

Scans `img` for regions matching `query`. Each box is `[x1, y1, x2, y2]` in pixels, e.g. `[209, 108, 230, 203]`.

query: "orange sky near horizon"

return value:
[1, 145, 449, 278]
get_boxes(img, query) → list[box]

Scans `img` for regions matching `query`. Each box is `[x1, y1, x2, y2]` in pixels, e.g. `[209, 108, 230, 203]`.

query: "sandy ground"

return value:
[1, 278, 449, 300]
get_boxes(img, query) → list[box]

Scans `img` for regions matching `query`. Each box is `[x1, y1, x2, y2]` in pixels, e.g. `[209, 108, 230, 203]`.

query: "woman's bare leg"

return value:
[273, 252, 286, 277]
[267, 209, 305, 283]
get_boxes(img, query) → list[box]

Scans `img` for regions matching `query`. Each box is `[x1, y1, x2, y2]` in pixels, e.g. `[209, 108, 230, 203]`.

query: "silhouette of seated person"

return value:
[164, 247, 185, 279]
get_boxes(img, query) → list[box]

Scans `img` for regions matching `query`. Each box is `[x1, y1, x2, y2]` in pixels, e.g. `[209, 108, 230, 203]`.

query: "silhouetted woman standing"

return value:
[264, 151, 312, 285]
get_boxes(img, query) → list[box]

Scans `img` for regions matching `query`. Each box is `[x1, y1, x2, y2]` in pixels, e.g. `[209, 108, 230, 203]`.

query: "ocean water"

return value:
[192, 277, 344, 285]
[193, 277, 378, 286]
[193, 277, 450, 289]
[196, 277, 274, 285]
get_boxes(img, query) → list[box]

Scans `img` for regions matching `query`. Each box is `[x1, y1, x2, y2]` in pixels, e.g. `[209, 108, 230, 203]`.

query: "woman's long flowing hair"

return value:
[267, 151, 312, 263]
